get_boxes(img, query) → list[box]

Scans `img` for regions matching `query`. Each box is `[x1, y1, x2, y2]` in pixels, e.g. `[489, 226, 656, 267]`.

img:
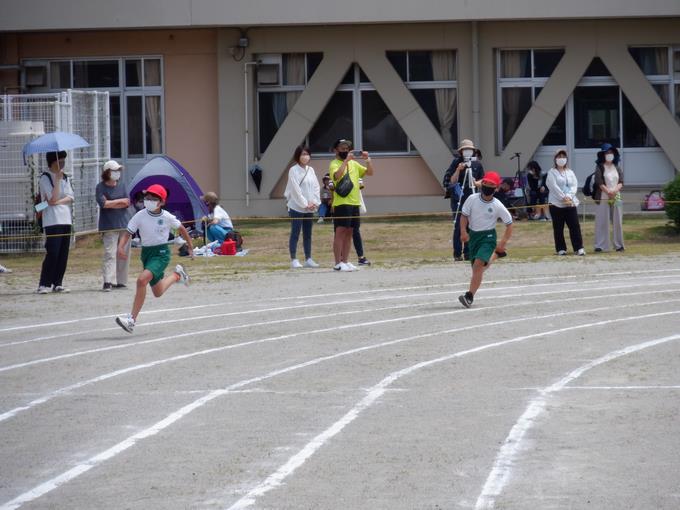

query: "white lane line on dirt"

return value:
[474, 333, 680, 510]
[1, 290, 678, 425]
[564, 385, 680, 390]
[225, 319, 680, 509]
[3, 310, 679, 510]
[3, 275, 678, 350]
[1, 268, 676, 334]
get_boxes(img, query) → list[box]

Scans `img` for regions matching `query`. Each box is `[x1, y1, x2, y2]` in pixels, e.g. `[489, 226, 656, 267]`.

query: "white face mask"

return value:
[144, 199, 160, 212]
[109, 170, 121, 181]
[605, 154, 615, 163]
[556, 158, 568, 167]
[462, 149, 474, 158]
[299, 155, 311, 165]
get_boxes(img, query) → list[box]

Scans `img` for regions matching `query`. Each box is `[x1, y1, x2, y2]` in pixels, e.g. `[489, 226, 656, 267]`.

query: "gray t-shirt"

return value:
[96, 181, 132, 231]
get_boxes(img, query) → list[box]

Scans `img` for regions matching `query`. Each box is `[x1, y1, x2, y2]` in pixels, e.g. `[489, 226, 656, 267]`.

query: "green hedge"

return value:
[664, 174, 680, 228]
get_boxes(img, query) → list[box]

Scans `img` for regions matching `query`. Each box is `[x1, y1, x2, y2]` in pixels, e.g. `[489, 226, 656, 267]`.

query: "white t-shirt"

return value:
[209, 205, 233, 229]
[127, 209, 182, 247]
[461, 193, 513, 231]
[285, 164, 321, 213]
[603, 165, 619, 190]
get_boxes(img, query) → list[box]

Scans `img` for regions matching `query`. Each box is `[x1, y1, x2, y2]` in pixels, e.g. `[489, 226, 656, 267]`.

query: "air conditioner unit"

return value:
[24, 65, 48, 87]
[256, 54, 281, 86]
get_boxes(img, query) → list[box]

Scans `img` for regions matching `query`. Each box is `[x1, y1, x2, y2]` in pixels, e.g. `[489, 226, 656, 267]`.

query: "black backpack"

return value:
[582, 172, 596, 198]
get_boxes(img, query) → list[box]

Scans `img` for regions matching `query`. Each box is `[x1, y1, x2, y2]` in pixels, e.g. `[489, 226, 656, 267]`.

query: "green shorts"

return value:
[468, 229, 497, 265]
[141, 244, 171, 286]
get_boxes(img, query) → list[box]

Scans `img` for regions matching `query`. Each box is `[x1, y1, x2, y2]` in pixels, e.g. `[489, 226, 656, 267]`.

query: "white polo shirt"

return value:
[127, 209, 182, 247]
[461, 193, 513, 231]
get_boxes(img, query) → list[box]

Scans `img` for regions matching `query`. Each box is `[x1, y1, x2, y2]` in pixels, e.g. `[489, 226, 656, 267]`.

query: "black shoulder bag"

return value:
[334, 168, 354, 198]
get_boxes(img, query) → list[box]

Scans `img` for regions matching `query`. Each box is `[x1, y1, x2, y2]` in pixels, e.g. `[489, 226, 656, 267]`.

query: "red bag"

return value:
[220, 239, 237, 255]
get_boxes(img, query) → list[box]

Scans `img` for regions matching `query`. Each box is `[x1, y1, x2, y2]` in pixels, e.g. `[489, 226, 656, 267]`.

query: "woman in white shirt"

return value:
[200, 191, 234, 243]
[592, 143, 624, 252]
[546, 149, 585, 256]
[285, 145, 320, 268]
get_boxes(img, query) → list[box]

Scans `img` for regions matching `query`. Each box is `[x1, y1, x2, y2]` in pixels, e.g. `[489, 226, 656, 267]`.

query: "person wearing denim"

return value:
[317, 174, 332, 223]
[200, 191, 233, 244]
[285, 145, 320, 268]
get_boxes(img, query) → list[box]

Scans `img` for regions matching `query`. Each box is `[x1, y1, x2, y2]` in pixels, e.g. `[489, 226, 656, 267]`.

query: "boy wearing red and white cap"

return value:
[458, 171, 513, 308]
[115, 184, 193, 333]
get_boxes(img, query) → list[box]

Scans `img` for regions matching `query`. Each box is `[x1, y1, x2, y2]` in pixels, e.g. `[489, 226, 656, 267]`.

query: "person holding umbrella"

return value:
[37, 150, 74, 294]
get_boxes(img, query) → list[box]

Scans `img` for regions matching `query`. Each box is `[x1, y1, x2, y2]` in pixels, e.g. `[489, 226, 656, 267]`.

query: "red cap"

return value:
[482, 171, 502, 187]
[143, 184, 167, 202]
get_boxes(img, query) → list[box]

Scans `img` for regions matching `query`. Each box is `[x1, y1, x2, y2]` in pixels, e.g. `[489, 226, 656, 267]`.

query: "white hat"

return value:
[103, 160, 123, 171]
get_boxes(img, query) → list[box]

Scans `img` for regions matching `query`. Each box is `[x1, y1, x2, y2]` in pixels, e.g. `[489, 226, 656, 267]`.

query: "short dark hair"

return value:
[332, 138, 352, 150]
[293, 145, 311, 164]
[526, 160, 542, 174]
[46, 151, 67, 167]
[101, 168, 112, 182]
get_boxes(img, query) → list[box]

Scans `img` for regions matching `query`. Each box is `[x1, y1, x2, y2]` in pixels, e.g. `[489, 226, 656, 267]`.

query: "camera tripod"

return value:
[451, 157, 477, 258]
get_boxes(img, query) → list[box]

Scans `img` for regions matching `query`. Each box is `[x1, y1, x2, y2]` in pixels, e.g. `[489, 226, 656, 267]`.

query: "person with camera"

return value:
[442, 139, 484, 261]
[329, 138, 373, 272]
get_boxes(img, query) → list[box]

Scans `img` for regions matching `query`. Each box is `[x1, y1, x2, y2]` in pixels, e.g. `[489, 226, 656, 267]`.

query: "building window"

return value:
[574, 86, 620, 148]
[256, 50, 457, 156]
[23, 57, 163, 160]
[496, 48, 566, 150]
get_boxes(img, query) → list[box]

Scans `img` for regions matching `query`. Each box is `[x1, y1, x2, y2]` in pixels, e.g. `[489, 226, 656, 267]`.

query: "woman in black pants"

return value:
[37, 150, 75, 293]
[545, 149, 585, 256]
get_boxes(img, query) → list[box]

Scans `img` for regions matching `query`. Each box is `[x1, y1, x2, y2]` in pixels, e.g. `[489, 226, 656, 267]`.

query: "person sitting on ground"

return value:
[458, 171, 513, 309]
[200, 191, 233, 244]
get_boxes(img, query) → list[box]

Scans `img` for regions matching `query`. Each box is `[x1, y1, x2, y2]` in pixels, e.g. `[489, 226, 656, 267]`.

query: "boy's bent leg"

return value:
[469, 258, 487, 296]
[151, 271, 181, 297]
[131, 270, 154, 320]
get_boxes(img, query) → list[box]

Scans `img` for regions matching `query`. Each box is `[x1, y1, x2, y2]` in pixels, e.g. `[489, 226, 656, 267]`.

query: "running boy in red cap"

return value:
[115, 184, 193, 333]
[458, 171, 513, 308]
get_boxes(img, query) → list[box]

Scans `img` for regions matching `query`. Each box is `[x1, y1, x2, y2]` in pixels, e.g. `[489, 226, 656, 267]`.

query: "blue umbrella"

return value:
[23, 131, 90, 163]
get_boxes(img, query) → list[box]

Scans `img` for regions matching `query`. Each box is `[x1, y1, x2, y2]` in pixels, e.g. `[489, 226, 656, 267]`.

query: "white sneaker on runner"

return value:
[304, 258, 319, 268]
[115, 314, 135, 333]
[0, 264, 11, 273]
[291, 259, 303, 269]
[175, 264, 190, 286]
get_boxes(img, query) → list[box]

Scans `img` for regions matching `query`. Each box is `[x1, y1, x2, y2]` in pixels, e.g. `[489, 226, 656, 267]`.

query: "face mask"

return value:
[605, 154, 615, 163]
[481, 185, 496, 196]
[462, 149, 474, 158]
[337, 151, 349, 160]
[299, 155, 311, 165]
[110, 171, 121, 181]
[556, 158, 567, 167]
[144, 199, 160, 212]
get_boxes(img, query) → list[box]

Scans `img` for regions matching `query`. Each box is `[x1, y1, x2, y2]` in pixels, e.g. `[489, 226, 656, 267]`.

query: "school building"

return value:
[2, 1, 679, 215]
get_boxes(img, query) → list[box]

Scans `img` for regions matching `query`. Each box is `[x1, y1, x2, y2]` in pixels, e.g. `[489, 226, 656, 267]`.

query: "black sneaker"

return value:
[103, 282, 112, 292]
[113, 283, 127, 289]
[358, 257, 371, 266]
[453, 255, 463, 262]
[458, 292, 473, 308]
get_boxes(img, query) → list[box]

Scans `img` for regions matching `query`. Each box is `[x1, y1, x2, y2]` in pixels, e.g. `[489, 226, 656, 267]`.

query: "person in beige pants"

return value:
[592, 143, 625, 253]
[96, 161, 132, 291]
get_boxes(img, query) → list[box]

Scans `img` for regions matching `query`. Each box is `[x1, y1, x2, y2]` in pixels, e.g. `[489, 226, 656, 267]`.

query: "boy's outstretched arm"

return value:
[459, 215, 469, 243]
[496, 223, 513, 254]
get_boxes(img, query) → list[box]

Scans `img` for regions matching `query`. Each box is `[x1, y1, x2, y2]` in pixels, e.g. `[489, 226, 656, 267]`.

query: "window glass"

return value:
[144, 96, 162, 154]
[583, 57, 611, 77]
[74, 60, 119, 88]
[534, 87, 566, 146]
[282, 53, 305, 86]
[408, 51, 434, 81]
[574, 86, 619, 148]
[359, 67, 370, 83]
[126, 96, 144, 157]
[674, 51, 680, 73]
[257, 91, 301, 154]
[622, 85, 668, 147]
[500, 50, 531, 78]
[144, 59, 162, 87]
[49, 62, 71, 88]
[629, 47, 668, 75]
[341, 65, 354, 85]
[308, 91, 353, 153]
[362, 90, 408, 152]
[676, 85, 680, 125]
[411, 88, 457, 150]
[306, 53, 323, 81]
[110, 96, 121, 159]
[501, 87, 532, 147]
[533, 49, 565, 78]
[386, 51, 407, 81]
[125, 60, 141, 87]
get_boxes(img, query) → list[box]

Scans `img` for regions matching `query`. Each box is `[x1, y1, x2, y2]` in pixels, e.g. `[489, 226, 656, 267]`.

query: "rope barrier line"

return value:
[0, 201, 675, 242]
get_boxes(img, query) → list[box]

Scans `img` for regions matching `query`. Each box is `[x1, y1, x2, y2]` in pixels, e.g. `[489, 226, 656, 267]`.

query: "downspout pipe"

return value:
[243, 61, 258, 207]
[471, 21, 480, 145]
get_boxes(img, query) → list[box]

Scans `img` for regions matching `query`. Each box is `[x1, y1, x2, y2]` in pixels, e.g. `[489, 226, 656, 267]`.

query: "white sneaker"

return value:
[576, 248, 586, 256]
[304, 258, 319, 268]
[37, 285, 51, 294]
[317, 218, 324, 224]
[174, 264, 190, 286]
[0, 264, 11, 273]
[339, 262, 353, 272]
[557, 250, 567, 256]
[52, 285, 70, 293]
[345, 262, 358, 271]
[291, 259, 303, 269]
[115, 314, 135, 334]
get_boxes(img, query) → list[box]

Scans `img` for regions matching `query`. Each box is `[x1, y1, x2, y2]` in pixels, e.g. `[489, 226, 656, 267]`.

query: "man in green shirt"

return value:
[329, 138, 374, 271]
